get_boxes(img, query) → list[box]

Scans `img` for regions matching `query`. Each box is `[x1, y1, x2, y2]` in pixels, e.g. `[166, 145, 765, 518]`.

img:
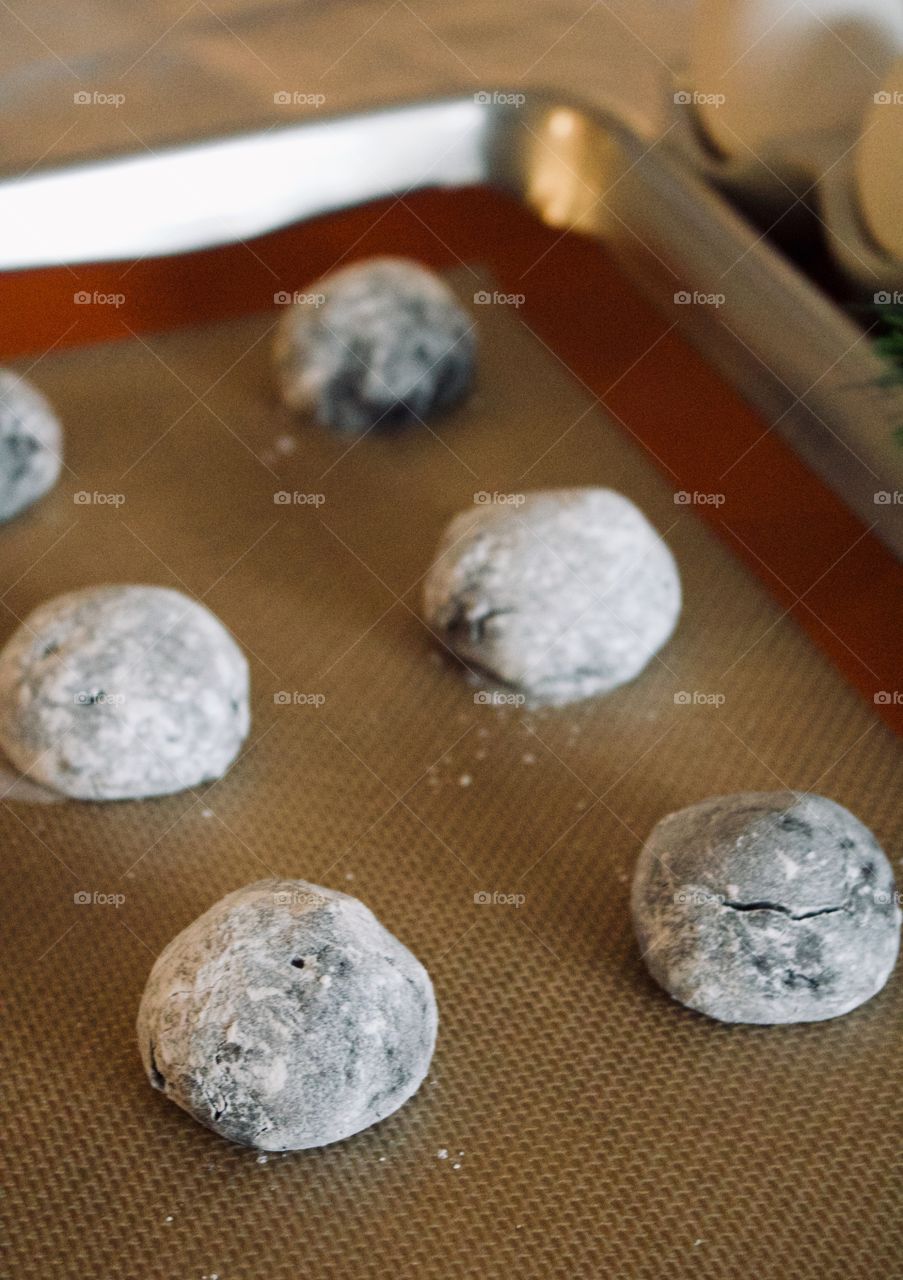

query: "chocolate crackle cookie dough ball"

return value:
[422, 487, 680, 705]
[137, 880, 438, 1151]
[0, 585, 249, 800]
[273, 256, 475, 433]
[632, 792, 901, 1024]
[0, 370, 62, 521]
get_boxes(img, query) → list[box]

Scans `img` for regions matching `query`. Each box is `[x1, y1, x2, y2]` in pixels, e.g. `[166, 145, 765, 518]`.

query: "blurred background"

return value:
[0, 0, 692, 166]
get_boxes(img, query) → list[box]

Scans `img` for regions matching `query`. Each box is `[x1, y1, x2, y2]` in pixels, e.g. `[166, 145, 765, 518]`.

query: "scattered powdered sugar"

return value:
[438, 1147, 464, 1170]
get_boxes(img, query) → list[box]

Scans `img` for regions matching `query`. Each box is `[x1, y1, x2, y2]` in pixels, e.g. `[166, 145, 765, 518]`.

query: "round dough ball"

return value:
[0, 369, 62, 521]
[273, 256, 475, 433]
[137, 879, 438, 1151]
[0, 585, 249, 800]
[422, 488, 680, 705]
[632, 792, 901, 1025]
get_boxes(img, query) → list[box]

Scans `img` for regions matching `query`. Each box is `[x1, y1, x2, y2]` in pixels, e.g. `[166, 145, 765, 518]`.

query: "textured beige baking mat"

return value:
[3, 271, 900, 1280]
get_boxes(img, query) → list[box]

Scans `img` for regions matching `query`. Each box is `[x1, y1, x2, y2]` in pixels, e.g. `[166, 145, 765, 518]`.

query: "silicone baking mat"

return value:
[2, 200, 901, 1279]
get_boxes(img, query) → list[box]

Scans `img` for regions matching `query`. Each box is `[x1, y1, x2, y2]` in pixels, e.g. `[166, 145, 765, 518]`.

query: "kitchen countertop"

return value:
[0, 0, 691, 169]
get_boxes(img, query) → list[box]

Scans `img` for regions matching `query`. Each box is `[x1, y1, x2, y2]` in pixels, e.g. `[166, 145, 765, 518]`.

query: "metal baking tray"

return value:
[2, 96, 901, 1280]
[1, 91, 901, 558]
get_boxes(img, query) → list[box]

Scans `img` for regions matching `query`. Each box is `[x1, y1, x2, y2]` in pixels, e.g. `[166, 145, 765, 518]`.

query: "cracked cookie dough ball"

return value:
[0, 585, 249, 800]
[273, 256, 475, 433]
[0, 370, 62, 521]
[137, 879, 438, 1151]
[632, 792, 901, 1024]
[422, 487, 680, 705]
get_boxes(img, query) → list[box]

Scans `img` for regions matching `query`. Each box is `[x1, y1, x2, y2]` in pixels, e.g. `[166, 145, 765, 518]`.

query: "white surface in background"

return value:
[692, 0, 903, 162]
[0, 100, 487, 266]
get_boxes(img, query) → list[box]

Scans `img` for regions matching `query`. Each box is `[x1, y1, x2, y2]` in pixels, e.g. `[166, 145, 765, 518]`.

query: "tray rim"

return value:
[0, 89, 899, 561]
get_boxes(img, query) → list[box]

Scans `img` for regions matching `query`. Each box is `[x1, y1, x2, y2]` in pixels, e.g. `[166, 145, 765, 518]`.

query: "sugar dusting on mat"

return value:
[0, 760, 62, 804]
[437, 1147, 464, 1170]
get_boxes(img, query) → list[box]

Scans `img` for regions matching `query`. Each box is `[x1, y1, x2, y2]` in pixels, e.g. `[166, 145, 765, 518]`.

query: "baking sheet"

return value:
[3, 267, 901, 1279]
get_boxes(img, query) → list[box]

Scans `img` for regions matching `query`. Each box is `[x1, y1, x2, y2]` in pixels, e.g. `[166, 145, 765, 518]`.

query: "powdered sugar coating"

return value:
[273, 257, 475, 433]
[632, 791, 901, 1024]
[0, 585, 249, 800]
[137, 879, 438, 1150]
[423, 488, 681, 705]
[0, 370, 62, 521]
